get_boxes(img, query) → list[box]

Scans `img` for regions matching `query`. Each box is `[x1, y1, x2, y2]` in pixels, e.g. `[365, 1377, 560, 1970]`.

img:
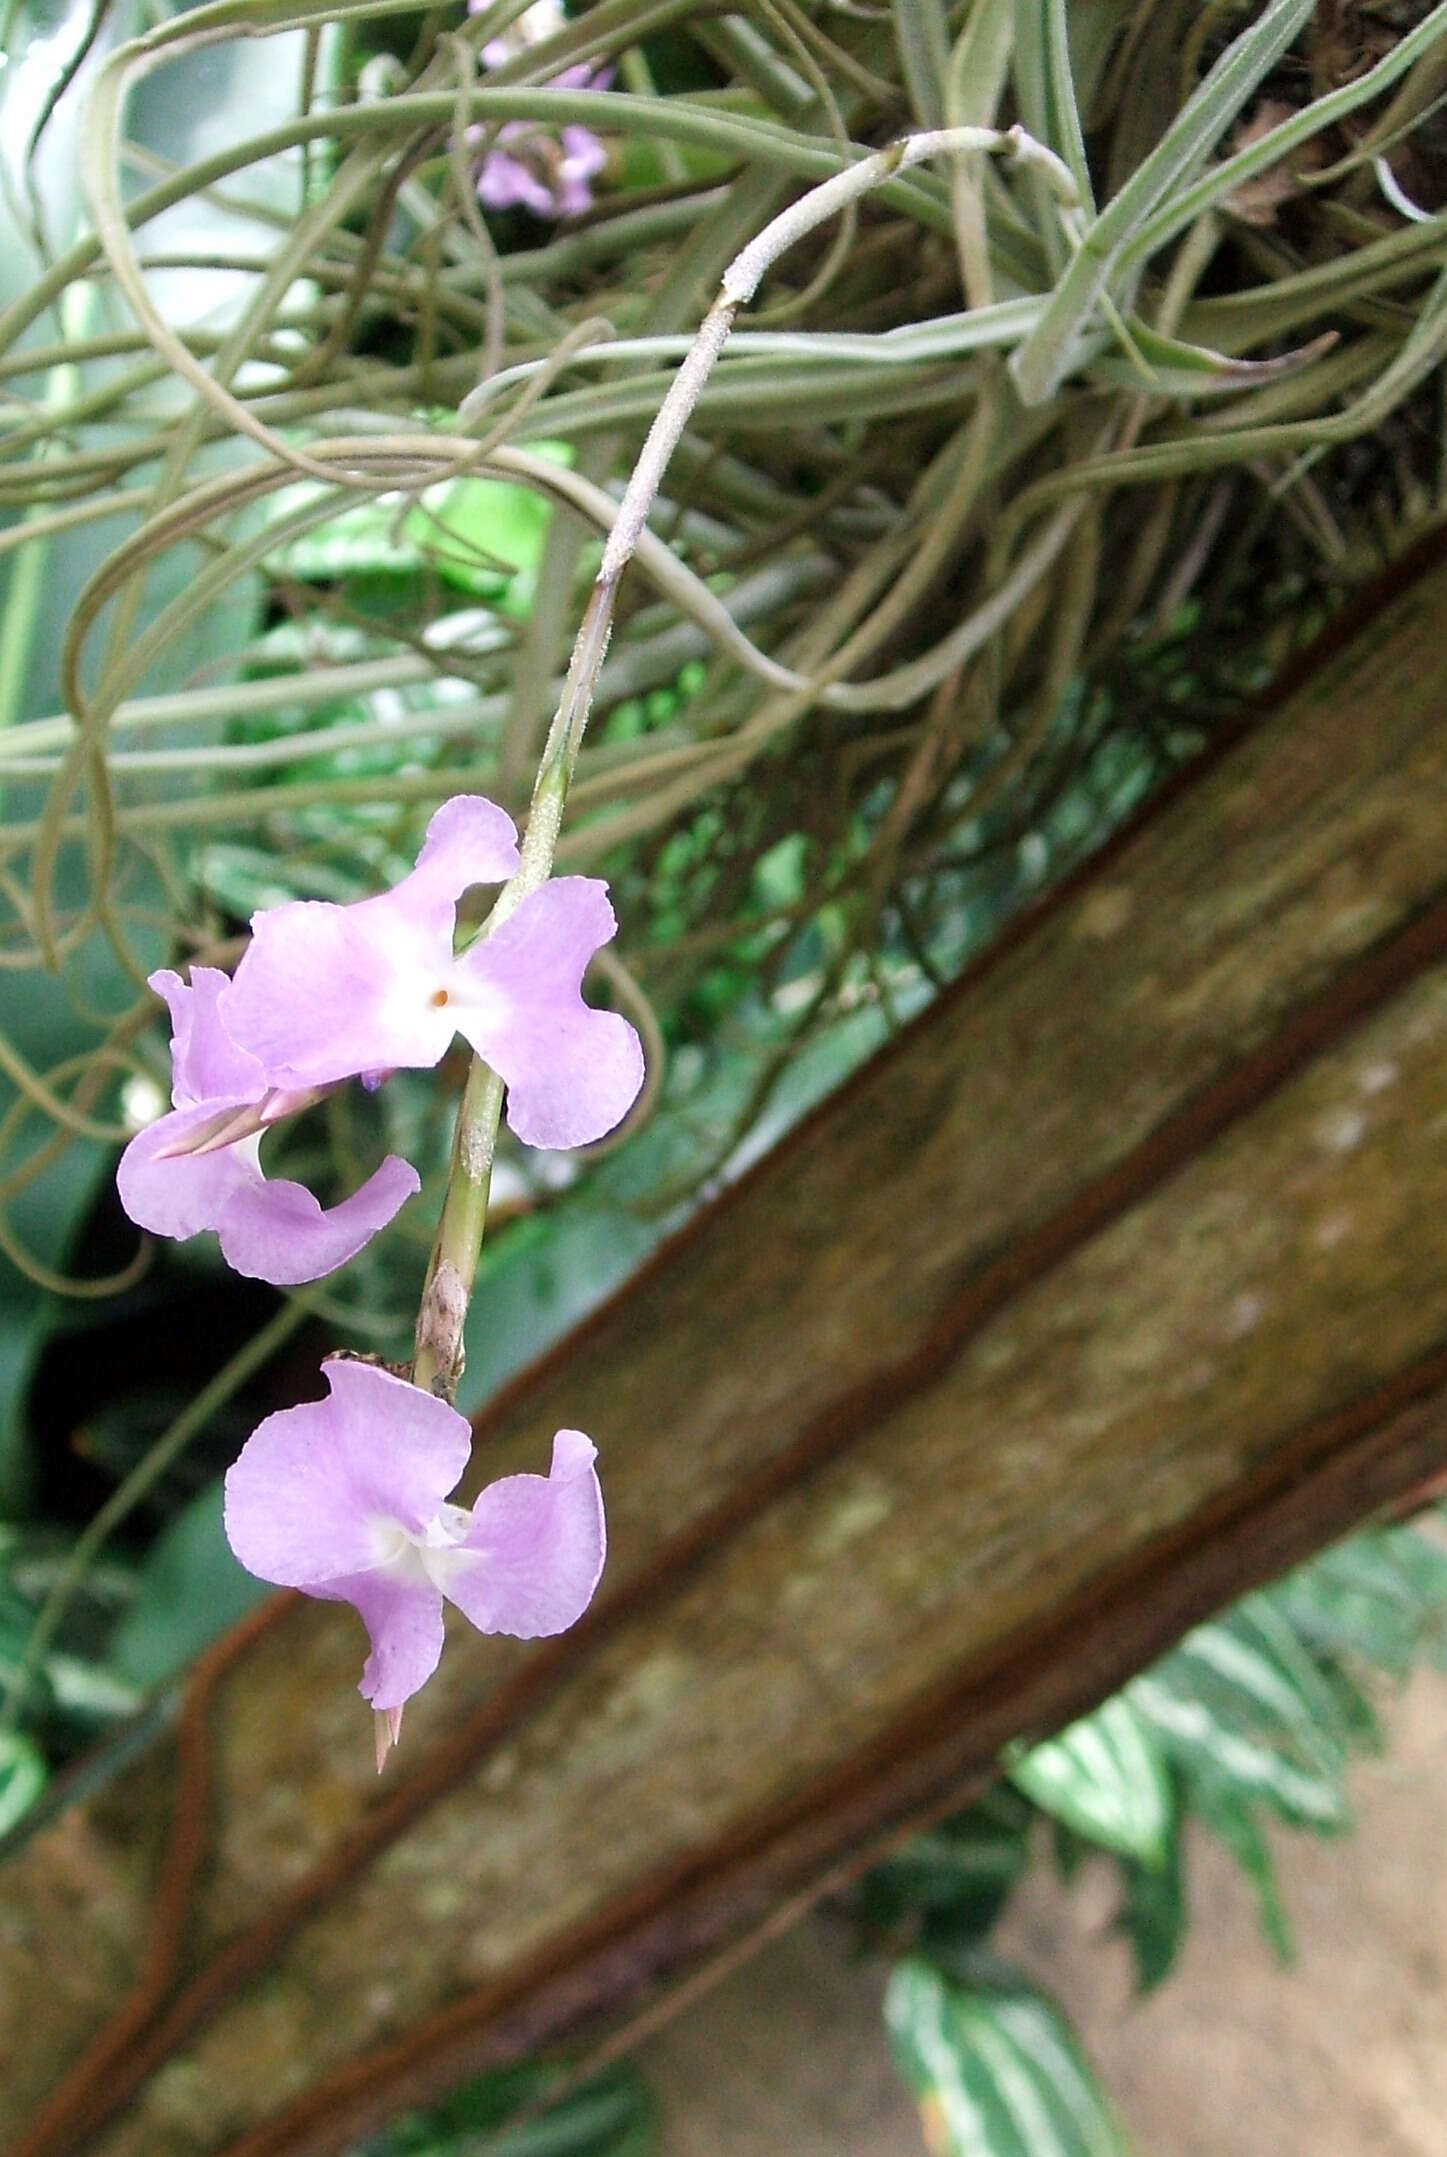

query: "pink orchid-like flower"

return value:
[222, 793, 644, 1151]
[223, 1358, 606, 1738]
[474, 8, 612, 225]
[477, 102, 608, 221]
[116, 966, 419, 1286]
[118, 794, 643, 1280]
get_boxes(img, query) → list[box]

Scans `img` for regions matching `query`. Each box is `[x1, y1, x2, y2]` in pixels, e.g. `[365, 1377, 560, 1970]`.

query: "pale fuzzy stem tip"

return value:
[373, 1703, 404, 1773]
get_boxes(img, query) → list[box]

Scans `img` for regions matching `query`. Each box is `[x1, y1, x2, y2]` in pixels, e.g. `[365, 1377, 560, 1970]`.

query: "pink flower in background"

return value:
[116, 966, 418, 1285]
[476, 83, 608, 222]
[223, 1359, 606, 1743]
[223, 794, 644, 1150]
[472, 0, 611, 222]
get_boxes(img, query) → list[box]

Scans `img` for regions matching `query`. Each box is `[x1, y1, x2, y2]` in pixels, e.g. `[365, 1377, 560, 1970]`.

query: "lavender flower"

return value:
[117, 966, 419, 1286]
[118, 795, 645, 1281]
[124, 783, 631, 1752]
[477, 85, 607, 222]
[473, 0, 610, 222]
[223, 1358, 605, 1750]
[222, 794, 644, 1150]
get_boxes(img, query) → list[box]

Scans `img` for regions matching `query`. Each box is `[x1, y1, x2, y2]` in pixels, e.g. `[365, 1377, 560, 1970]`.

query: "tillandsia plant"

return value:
[0, 7, 1444, 2150]
[4, 0, 1447, 1792]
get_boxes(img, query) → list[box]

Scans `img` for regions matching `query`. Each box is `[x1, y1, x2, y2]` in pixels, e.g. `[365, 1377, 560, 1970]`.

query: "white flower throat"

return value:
[369, 1504, 474, 1592]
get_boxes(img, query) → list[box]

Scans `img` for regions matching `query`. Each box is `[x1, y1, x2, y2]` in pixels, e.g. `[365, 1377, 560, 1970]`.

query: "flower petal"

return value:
[117, 1098, 259, 1241]
[151, 966, 265, 1107]
[479, 144, 560, 220]
[222, 892, 449, 1088]
[223, 795, 520, 1089]
[557, 125, 607, 215]
[445, 1429, 605, 1638]
[224, 1359, 473, 1591]
[118, 1098, 417, 1286]
[406, 793, 520, 910]
[345, 1573, 446, 1711]
[454, 879, 644, 1148]
[216, 1154, 420, 1286]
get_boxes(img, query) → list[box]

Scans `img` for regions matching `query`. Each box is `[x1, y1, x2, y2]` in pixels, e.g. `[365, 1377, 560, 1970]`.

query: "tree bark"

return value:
[5, 544, 1447, 2157]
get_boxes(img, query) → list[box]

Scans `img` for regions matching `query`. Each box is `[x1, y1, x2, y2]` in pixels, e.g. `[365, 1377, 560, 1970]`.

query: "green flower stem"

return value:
[411, 1058, 505, 1398]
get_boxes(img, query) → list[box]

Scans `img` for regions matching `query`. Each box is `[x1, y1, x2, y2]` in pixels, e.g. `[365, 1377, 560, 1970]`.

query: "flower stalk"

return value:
[412, 1058, 505, 1396]
[408, 122, 1078, 1402]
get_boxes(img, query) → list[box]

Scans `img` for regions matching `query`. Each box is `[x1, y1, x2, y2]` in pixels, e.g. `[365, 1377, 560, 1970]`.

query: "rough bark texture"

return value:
[4, 549, 1447, 2156]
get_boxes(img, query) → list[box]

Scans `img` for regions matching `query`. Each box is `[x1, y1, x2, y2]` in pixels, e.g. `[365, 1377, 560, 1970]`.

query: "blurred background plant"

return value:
[2, 0, 1446, 2148]
[334, 1508, 1447, 2157]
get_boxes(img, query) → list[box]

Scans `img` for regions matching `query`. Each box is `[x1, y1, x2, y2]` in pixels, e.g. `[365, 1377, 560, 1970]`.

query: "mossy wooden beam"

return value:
[5, 543, 1447, 2157]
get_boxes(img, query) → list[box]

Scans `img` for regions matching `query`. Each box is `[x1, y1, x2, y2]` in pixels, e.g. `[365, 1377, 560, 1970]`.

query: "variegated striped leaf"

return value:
[1007, 1694, 1171, 1865]
[885, 1956, 1132, 2157]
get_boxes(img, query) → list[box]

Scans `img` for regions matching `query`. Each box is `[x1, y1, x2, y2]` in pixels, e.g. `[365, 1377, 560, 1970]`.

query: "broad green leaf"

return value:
[272, 493, 465, 585]
[615, 129, 738, 192]
[1007, 1695, 1171, 1865]
[0, 1523, 140, 1741]
[1278, 1523, 1447, 1678]
[401, 455, 575, 608]
[0, 1727, 46, 1840]
[0, 100, 263, 1492]
[1048, 1817, 1090, 1885]
[0, 957, 139, 1510]
[885, 1954, 1132, 2157]
[1320, 1528, 1445, 1609]
[1166, 1614, 1340, 1780]
[1380, 1526, 1447, 1667]
[1127, 1585, 1378, 1824]
[1125, 1673, 1349, 1833]
[456, 1207, 661, 1420]
[1215, 1596, 1352, 1766]
[1280, 1540, 1422, 1676]
[1311, 1659, 1384, 1758]
[274, 449, 575, 605]
[197, 839, 388, 919]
